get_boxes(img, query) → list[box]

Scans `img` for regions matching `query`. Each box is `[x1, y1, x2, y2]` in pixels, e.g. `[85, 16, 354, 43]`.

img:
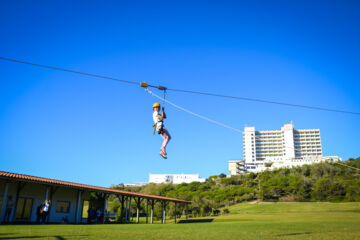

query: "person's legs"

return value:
[160, 128, 171, 154]
[41, 212, 46, 224]
[4, 208, 11, 222]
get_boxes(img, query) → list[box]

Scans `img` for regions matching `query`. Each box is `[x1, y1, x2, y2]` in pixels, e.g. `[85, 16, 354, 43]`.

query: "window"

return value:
[56, 201, 70, 213]
[16, 198, 33, 220]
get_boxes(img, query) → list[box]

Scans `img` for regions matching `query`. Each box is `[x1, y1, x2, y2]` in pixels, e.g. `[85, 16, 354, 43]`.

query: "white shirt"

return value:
[43, 203, 49, 212]
[153, 111, 163, 131]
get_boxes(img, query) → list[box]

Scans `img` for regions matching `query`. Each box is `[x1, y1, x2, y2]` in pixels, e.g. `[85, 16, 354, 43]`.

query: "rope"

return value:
[145, 88, 242, 133]
[162, 90, 167, 109]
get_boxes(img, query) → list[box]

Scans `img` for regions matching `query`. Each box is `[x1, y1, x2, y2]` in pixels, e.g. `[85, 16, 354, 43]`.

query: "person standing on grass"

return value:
[152, 102, 171, 159]
[87, 206, 94, 224]
[36, 203, 44, 223]
[41, 200, 51, 224]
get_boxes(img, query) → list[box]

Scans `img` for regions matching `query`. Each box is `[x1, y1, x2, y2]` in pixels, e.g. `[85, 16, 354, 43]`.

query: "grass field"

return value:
[1, 202, 360, 240]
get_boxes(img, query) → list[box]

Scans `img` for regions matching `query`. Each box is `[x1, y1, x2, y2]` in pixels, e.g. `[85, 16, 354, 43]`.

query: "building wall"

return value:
[238, 123, 338, 174]
[243, 123, 323, 164]
[228, 160, 246, 176]
[243, 127, 256, 163]
[282, 123, 296, 158]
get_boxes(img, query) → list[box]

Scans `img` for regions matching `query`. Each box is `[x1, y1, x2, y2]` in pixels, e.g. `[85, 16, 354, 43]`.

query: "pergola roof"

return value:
[0, 170, 191, 204]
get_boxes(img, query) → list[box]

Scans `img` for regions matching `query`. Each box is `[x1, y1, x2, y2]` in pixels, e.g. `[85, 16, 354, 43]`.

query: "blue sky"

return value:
[0, 0, 359, 187]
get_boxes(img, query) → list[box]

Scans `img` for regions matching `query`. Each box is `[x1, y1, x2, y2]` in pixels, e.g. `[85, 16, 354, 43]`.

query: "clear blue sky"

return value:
[0, 0, 359, 187]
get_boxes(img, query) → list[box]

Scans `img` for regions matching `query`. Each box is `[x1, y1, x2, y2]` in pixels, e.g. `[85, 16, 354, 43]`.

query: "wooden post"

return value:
[186, 204, 188, 222]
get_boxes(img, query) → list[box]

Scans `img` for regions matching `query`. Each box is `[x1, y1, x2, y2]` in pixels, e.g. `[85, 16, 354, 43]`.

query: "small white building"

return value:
[149, 174, 206, 184]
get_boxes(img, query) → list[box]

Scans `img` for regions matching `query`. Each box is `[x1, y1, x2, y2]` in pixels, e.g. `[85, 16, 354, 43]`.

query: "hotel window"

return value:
[56, 201, 70, 213]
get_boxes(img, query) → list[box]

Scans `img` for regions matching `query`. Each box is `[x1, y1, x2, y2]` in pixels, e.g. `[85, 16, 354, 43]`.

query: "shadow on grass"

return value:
[177, 219, 214, 223]
[0, 235, 88, 240]
[277, 232, 312, 236]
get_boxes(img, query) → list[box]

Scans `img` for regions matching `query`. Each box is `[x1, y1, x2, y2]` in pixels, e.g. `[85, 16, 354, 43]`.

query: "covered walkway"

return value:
[0, 171, 191, 224]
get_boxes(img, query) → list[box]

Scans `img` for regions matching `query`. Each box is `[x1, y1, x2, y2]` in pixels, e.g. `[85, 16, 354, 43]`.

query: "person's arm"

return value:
[157, 108, 167, 120]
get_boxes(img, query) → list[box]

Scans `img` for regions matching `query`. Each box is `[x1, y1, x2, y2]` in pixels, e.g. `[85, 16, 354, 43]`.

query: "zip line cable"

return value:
[0, 57, 140, 86]
[166, 88, 360, 115]
[1, 56, 359, 115]
[145, 88, 243, 133]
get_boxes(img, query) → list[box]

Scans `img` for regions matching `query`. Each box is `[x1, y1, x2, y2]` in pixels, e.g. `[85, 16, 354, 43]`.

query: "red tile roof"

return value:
[0, 171, 191, 204]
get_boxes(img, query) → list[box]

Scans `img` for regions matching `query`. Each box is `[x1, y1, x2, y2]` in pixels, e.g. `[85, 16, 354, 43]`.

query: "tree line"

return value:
[106, 157, 360, 219]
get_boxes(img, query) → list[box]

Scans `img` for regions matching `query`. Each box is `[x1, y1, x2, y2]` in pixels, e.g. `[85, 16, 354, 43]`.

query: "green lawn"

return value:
[1, 202, 360, 240]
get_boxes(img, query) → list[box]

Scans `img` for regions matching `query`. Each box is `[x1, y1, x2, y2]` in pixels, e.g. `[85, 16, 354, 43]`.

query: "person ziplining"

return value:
[141, 82, 172, 159]
[152, 102, 171, 159]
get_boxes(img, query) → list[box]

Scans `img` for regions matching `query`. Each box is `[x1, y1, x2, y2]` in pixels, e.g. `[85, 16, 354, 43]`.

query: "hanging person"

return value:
[152, 102, 171, 159]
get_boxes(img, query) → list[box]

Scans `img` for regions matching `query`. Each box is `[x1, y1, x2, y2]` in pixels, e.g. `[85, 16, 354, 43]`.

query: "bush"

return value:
[222, 208, 230, 214]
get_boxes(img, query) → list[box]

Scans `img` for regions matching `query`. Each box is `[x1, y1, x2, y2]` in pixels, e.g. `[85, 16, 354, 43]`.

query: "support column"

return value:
[136, 197, 140, 224]
[125, 197, 128, 224]
[44, 187, 50, 223]
[174, 202, 177, 224]
[163, 202, 166, 224]
[120, 196, 125, 224]
[102, 194, 107, 224]
[47, 187, 58, 223]
[0, 183, 9, 223]
[146, 199, 149, 224]
[161, 201, 164, 224]
[186, 204, 188, 223]
[128, 197, 132, 223]
[74, 191, 82, 224]
[150, 200, 154, 224]
[45, 187, 49, 201]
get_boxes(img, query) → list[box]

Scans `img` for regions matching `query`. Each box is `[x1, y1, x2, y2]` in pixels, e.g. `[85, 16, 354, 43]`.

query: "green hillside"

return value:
[107, 157, 360, 218]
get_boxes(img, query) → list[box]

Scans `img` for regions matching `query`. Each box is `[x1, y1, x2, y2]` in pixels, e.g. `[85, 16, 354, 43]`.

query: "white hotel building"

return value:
[229, 123, 341, 174]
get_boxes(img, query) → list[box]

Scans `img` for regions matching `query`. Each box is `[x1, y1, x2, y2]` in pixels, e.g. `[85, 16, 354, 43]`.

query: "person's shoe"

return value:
[160, 151, 167, 159]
